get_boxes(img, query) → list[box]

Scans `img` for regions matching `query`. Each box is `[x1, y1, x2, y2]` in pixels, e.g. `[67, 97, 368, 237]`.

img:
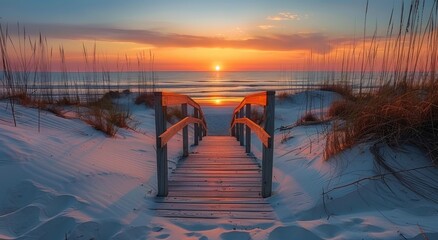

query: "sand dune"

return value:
[0, 91, 437, 239]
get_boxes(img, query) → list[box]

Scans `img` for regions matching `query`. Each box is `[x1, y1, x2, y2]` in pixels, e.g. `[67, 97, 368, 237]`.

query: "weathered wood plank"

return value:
[177, 165, 260, 170]
[170, 173, 261, 178]
[155, 196, 267, 204]
[178, 162, 257, 166]
[155, 210, 274, 220]
[168, 191, 261, 198]
[168, 186, 262, 192]
[173, 169, 260, 174]
[168, 176, 261, 182]
[153, 203, 272, 212]
[168, 181, 261, 187]
[188, 154, 256, 158]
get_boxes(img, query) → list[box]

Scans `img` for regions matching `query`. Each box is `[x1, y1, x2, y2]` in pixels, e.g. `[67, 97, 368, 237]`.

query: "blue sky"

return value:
[1, 0, 401, 37]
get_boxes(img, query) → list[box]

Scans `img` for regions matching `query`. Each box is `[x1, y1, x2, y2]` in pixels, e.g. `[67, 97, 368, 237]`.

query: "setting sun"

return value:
[215, 65, 221, 71]
[214, 99, 222, 104]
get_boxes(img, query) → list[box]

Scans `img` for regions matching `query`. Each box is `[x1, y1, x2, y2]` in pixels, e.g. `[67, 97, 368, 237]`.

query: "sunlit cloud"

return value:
[258, 25, 275, 30]
[267, 12, 300, 21]
[10, 24, 334, 53]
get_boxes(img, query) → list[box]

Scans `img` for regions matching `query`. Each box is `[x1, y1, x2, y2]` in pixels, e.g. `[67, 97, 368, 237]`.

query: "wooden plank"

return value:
[180, 156, 257, 160]
[155, 210, 274, 220]
[168, 177, 261, 182]
[168, 186, 262, 192]
[153, 203, 272, 212]
[196, 144, 244, 149]
[173, 169, 260, 174]
[167, 191, 261, 198]
[189, 154, 255, 158]
[179, 162, 257, 166]
[168, 181, 261, 187]
[155, 197, 267, 204]
[177, 165, 260, 170]
[170, 173, 261, 178]
[197, 145, 240, 149]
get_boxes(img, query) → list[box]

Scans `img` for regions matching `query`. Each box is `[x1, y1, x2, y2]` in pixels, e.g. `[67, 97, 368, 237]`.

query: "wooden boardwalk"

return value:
[153, 136, 276, 220]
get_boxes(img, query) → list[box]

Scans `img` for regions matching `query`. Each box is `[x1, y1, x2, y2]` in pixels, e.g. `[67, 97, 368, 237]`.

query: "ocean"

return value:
[13, 70, 376, 105]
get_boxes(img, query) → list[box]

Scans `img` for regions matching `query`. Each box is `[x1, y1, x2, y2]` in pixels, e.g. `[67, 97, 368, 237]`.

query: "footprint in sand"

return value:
[0, 180, 86, 239]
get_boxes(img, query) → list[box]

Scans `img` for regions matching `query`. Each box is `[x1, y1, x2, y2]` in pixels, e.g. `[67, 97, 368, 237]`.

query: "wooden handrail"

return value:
[161, 92, 208, 129]
[230, 91, 275, 198]
[154, 91, 207, 197]
[232, 91, 267, 115]
[230, 91, 271, 146]
[231, 117, 270, 147]
[159, 117, 206, 148]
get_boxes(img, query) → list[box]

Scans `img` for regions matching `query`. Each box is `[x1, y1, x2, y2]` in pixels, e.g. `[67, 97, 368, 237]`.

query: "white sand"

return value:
[0, 91, 437, 239]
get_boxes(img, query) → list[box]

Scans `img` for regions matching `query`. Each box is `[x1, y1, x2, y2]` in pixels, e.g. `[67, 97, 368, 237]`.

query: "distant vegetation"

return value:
[0, 24, 157, 136]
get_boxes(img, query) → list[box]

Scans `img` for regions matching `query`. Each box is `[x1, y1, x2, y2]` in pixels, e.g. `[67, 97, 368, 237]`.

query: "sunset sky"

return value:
[0, 0, 429, 71]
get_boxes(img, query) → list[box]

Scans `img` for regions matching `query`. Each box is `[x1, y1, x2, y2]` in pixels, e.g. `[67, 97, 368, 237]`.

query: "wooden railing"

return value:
[154, 92, 207, 197]
[230, 91, 275, 198]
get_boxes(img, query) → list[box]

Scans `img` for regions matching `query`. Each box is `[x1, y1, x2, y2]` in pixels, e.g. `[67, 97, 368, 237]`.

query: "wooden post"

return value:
[154, 92, 168, 197]
[245, 104, 251, 153]
[235, 113, 240, 141]
[194, 108, 199, 146]
[199, 124, 203, 141]
[239, 109, 244, 146]
[182, 103, 188, 157]
[231, 113, 235, 137]
[262, 91, 275, 198]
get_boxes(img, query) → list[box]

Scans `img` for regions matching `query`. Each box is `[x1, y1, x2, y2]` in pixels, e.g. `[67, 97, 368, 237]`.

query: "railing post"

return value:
[194, 108, 199, 146]
[239, 109, 244, 146]
[235, 113, 240, 141]
[245, 104, 251, 153]
[182, 103, 188, 157]
[154, 92, 168, 197]
[262, 91, 275, 198]
[199, 123, 203, 141]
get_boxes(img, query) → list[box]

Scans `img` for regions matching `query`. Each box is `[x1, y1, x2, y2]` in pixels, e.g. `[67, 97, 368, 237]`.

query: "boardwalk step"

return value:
[153, 203, 272, 212]
[168, 186, 261, 192]
[155, 197, 267, 204]
[168, 177, 261, 182]
[155, 210, 275, 220]
[177, 165, 260, 170]
[155, 136, 275, 220]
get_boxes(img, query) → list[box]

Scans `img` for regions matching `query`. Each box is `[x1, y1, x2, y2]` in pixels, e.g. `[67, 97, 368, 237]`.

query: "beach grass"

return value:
[323, 0, 438, 164]
[0, 24, 156, 136]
